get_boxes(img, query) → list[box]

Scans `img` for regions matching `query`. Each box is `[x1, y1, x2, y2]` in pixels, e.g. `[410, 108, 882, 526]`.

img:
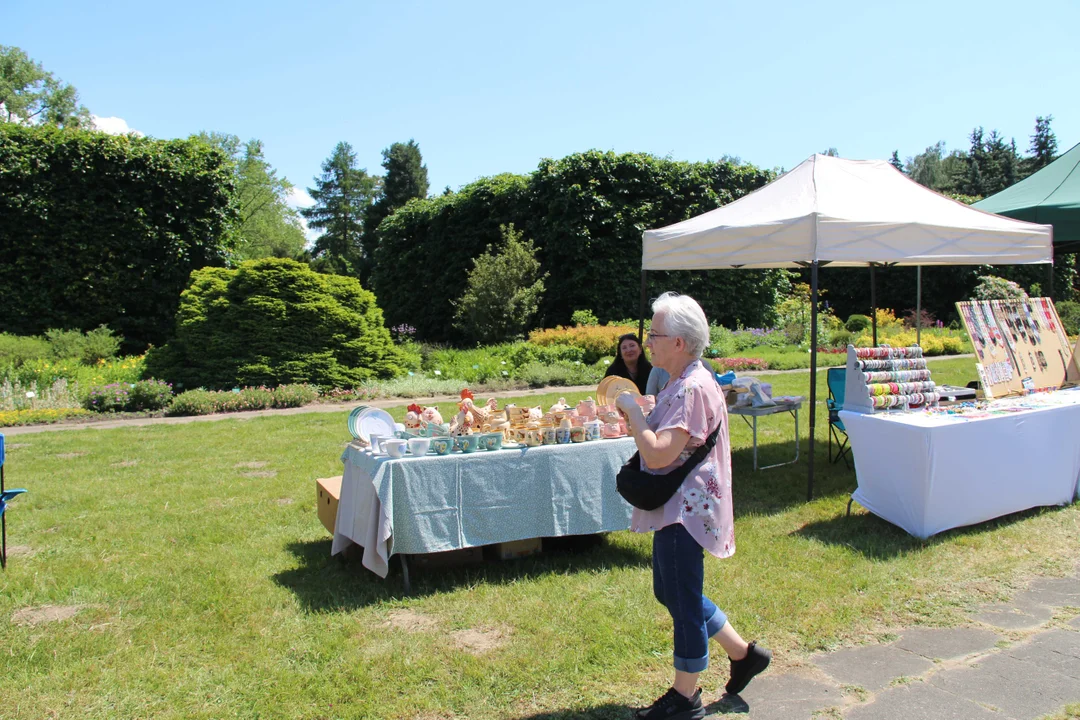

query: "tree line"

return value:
[1, 45, 1074, 349]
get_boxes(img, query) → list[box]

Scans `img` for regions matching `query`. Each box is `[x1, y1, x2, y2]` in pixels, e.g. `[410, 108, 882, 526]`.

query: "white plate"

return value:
[348, 406, 397, 444]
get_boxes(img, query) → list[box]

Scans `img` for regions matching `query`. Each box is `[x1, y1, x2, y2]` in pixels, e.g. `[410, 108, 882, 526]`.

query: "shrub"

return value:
[845, 314, 872, 332]
[84, 383, 131, 412]
[528, 325, 637, 364]
[875, 308, 902, 329]
[972, 275, 1027, 301]
[571, 309, 599, 327]
[45, 325, 121, 363]
[145, 258, 405, 390]
[901, 308, 937, 330]
[167, 389, 220, 416]
[1057, 300, 1080, 335]
[127, 379, 173, 411]
[0, 333, 51, 368]
[941, 336, 963, 354]
[273, 383, 319, 408]
[830, 329, 854, 348]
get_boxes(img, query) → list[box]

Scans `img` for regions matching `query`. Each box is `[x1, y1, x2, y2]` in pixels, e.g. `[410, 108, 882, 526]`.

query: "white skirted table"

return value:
[840, 388, 1080, 539]
[332, 438, 637, 584]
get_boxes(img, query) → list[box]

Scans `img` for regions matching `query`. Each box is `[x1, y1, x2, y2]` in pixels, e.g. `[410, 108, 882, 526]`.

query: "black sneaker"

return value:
[635, 687, 706, 720]
[725, 641, 772, 695]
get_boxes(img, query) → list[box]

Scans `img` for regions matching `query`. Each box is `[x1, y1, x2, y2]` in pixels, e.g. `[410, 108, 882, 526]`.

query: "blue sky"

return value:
[4, 0, 1078, 214]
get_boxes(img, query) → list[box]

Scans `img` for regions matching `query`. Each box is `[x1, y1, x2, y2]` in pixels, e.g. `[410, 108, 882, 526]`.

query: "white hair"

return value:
[651, 292, 710, 357]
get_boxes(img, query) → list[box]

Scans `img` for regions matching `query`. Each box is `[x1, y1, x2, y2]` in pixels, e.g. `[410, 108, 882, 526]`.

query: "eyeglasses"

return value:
[646, 333, 671, 341]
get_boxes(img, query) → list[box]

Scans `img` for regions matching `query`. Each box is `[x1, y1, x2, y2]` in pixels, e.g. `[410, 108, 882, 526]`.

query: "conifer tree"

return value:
[301, 142, 378, 278]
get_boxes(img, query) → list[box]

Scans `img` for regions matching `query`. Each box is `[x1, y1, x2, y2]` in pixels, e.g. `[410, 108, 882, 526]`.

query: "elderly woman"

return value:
[616, 292, 771, 719]
[605, 333, 653, 396]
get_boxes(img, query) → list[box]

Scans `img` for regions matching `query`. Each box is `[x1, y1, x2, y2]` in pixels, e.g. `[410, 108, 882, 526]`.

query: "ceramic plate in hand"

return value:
[598, 376, 640, 406]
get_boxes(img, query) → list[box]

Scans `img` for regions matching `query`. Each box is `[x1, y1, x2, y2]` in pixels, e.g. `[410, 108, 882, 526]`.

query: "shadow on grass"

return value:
[514, 703, 635, 719]
[793, 502, 1067, 560]
[273, 533, 652, 610]
[730, 443, 856, 520]
[510, 692, 753, 719]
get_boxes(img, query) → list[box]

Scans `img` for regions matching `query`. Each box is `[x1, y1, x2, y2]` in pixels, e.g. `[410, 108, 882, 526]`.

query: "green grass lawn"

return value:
[2, 357, 1078, 719]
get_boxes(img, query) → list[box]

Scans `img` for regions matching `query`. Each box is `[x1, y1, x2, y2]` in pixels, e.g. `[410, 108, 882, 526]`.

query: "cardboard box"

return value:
[494, 537, 542, 560]
[316, 476, 342, 535]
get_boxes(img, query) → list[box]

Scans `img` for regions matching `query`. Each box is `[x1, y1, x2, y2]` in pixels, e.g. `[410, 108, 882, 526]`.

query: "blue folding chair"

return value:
[826, 368, 852, 469]
[1, 433, 29, 570]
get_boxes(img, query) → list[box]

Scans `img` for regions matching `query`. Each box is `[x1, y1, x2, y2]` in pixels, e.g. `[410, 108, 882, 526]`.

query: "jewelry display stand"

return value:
[1069, 335, 1080, 385]
[842, 345, 939, 415]
[957, 298, 1073, 398]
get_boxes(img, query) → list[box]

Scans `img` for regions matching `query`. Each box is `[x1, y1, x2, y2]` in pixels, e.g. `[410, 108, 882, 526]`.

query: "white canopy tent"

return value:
[641, 154, 1053, 498]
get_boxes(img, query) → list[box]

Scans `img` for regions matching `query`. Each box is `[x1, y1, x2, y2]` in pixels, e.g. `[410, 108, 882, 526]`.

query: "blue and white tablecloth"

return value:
[332, 438, 637, 577]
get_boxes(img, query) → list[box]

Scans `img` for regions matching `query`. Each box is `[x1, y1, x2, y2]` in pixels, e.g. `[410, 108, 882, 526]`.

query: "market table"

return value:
[332, 437, 637, 579]
[728, 398, 803, 471]
[840, 388, 1080, 539]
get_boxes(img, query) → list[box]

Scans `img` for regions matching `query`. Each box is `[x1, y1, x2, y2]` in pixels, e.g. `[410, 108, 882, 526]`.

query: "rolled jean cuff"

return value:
[674, 651, 709, 674]
[706, 608, 728, 638]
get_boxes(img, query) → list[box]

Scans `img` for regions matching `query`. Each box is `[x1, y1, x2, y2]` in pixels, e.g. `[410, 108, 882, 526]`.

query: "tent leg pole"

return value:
[916, 266, 922, 345]
[1047, 260, 1054, 300]
[808, 261, 818, 501]
[639, 270, 647, 341]
[870, 264, 877, 346]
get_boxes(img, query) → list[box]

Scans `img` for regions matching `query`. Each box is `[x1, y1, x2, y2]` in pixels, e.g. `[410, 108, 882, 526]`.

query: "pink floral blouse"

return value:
[630, 359, 735, 558]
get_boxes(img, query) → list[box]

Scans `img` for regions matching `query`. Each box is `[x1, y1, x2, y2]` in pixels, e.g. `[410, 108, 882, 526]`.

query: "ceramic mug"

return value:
[368, 433, 385, 453]
[430, 437, 452, 455]
[383, 439, 407, 458]
[524, 429, 542, 446]
[555, 427, 571, 444]
[570, 426, 586, 443]
[584, 420, 603, 442]
[459, 435, 480, 453]
[481, 432, 503, 451]
[542, 427, 557, 445]
[407, 437, 430, 456]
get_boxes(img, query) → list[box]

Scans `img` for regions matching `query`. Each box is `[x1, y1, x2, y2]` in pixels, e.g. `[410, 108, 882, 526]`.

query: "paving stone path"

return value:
[707, 567, 1080, 719]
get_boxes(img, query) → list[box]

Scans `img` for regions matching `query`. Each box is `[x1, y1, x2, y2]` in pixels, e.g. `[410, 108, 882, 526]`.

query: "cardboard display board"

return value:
[957, 298, 1073, 398]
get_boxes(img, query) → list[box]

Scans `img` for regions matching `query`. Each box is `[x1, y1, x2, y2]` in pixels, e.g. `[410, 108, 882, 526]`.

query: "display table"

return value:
[332, 438, 637, 578]
[728, 398, 803, 470]
[840, 388, 1080, 539]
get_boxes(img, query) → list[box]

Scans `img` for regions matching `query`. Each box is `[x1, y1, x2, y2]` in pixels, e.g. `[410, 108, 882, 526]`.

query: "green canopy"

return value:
[974, 141, 1080, 247]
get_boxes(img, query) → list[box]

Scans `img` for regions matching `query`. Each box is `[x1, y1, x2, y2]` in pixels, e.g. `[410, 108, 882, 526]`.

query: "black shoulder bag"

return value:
[616, 422, 722, 511]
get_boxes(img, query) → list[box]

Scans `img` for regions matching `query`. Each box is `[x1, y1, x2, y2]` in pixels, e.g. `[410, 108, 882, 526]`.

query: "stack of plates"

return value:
[597, 376, 641, 406]
[347, 405, 397, 444]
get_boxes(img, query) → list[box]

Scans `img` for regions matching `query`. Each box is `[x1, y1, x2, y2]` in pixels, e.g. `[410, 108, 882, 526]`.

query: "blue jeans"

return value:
[652, 523, 728, 673]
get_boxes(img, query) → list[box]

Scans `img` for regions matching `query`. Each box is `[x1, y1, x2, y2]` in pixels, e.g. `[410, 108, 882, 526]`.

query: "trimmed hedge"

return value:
[0, 124, 237, 351]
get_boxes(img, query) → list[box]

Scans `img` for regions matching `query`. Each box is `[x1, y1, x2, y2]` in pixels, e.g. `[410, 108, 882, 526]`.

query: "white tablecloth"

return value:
[332, 438, 637, 577]
[840, 389, 1080, 539]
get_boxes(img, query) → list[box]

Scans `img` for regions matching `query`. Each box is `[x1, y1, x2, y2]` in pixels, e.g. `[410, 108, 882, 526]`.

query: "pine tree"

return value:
[361, 139, 429, 284]
[962, 127, 987, 197]
[301, 142, 378, 278]
[889, 150, 904, 173]
[1026, 115, 1058, 174]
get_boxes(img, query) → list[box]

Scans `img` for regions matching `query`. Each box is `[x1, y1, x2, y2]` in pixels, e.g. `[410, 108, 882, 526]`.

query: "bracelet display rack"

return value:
[842, 345, 939, 415]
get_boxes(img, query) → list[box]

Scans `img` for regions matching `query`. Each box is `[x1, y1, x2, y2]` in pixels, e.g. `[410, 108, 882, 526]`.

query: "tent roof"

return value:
[642, 154, 1053, 270]
[973, 141, 1080, 244]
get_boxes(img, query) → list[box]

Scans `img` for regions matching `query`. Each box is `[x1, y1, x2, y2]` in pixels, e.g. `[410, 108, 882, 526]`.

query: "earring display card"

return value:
[956, 298, 1072, 398]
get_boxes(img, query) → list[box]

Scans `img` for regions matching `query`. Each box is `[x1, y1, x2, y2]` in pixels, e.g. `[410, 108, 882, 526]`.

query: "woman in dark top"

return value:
[604, 333, 653, 395]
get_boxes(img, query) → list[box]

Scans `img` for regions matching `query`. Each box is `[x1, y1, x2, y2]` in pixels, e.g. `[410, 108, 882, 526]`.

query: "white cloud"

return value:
[286, 187, 320, 246]
[91, 115, 143, 136]
[286, 186, 315, 208]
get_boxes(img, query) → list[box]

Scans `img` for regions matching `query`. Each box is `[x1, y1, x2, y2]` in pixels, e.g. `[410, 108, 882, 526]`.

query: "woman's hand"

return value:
[615, 392, 639, 415]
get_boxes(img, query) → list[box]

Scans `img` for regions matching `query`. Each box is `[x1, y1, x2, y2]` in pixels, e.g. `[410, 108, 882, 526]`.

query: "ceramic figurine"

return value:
[404, 403, 423, 430]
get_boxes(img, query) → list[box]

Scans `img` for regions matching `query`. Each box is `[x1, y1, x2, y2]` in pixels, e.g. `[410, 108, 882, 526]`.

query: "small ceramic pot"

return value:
[584, 420, 603, 441]
[555, 427, 571, 444]
[570, 426, 586, 443]
[542, 428, 557, 445]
